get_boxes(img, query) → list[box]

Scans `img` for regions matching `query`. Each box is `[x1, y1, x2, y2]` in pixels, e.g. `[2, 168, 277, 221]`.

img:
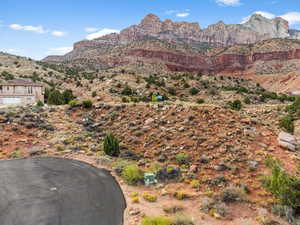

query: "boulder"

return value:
[0, 115, 8, 123]
[28, 146, 44, 156]
[277, 131, 299, 151]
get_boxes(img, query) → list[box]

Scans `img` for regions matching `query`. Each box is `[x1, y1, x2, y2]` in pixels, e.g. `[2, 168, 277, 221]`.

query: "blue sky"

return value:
[0, 0, 299, 60]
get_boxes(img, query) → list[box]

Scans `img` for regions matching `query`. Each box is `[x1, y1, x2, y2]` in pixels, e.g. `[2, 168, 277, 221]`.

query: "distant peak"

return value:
[249, 13, 266, 20]
[273, 16, 289, 23]
[144, 13, 160, 19]
[140, 13, 161, 25]
[216, 20, 225, 25]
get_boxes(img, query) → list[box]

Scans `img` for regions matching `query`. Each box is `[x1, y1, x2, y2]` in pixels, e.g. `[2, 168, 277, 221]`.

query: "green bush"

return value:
[208, 88, 217, 95]
[1, 71, 14, 80]
[82, 100, 93, 109]
[286, 97, 300, 115]
[68, 99, 79, 108]
[62, 89, 75, 104]
[121, 86, 134, 95]
[183, 82, 190, 89]
[141, 216, 173, 225]
[172, 214, 194, 225]
[228, 100, 242, 111]
[218, 187, 246, 202]
[263, 157, 300, 213]
[168, 87, 176, 96]
[103, 133, 120, 157]
[122, 164, 144, 185]
[143, 193, 157, 202]
[189, 88, 199, 95]
[122, 97, 129, 103]
[48, 89, 64, 105]
[279, 115, 294, 134]
[92, 91, 97, 97]
[259, 95, 266, 102]
[176, 153, 190, 165]
[36, 100, 44, 107]
[222, 86, 249, 94]
[243, 97, 251, 104]
[196, 99, 205, 104]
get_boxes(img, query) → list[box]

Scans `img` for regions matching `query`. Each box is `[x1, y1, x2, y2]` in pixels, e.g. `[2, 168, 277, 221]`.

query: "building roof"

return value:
[0, 79, 44, 87]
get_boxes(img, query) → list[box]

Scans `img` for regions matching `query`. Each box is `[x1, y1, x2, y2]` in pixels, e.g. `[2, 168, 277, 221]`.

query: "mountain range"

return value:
[43, 13, 300, 78]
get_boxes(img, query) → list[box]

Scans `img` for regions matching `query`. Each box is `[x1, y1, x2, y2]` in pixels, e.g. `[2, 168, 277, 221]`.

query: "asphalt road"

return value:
[0, 157, 126, 225]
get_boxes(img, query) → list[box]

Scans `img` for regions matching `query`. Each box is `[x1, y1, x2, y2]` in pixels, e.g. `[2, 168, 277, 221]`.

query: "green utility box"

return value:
[144, 173, 157, 186]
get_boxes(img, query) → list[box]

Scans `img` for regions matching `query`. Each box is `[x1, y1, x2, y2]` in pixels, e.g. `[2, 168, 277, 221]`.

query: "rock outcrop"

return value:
[126, 41, 300, 73]
[72, 13, 297, 50]
[44, 13, 300, 61]
[43, 14, 300, 75]
[277, 131, 300, 151]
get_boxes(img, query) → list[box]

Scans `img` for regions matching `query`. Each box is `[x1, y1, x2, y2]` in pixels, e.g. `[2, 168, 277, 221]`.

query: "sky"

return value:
[0, 0, 299, 60]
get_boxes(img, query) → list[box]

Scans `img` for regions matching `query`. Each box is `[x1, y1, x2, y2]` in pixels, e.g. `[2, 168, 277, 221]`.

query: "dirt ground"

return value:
[0, 103, 299, 225]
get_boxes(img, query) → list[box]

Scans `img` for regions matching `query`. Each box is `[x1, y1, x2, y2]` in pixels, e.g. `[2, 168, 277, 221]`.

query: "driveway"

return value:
[0, 157, 126, 225]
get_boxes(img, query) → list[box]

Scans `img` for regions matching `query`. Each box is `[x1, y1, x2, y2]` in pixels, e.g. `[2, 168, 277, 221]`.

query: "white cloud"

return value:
[9, 24, 47, 34]
[85, 27, 98, 33]
[280, 12, 300, 25]
[86, 28, 120, 40]
[9, 23, 67, 37]
[165, 9, 190, 18]
[216, 0, 240, 6]
[176, 12, 190, 18]
[242, 11, 275, 23]
[165, 10, 176, 15]
[6, 48, 24, 55]
[51, 30, 66, 37]
[47, 47, 72, 55]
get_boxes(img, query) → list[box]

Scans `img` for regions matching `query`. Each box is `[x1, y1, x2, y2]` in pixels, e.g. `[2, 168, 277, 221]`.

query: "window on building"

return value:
[0, 86, 2, 93]
[28, 86, 32, 94]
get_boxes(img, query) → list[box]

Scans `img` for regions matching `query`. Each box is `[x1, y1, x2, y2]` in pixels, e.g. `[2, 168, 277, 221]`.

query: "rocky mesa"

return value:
[43, 13, 300, 76]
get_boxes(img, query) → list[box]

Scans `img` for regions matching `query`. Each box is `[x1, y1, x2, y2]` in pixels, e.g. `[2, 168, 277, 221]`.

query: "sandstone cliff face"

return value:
[74, 33, 120, 50]
[43, 14, 300, 76]
[126, 42, 300, 74]
[71, 13, 298, 51]
[290, 30, 300, 39]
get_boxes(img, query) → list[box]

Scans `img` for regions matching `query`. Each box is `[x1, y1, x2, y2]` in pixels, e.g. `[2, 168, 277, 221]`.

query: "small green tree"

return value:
[82, 100, 93, 109]
[62, 89, 75, 104]
[189, 88, 199, 95]
[197, 72, 203, 77]
[103, 133, 120, 157]
[243, 97, 251, 104]
[121, 86, 134, 95]
[228, 100, 242, 111]
[196, 99, 205, 104]
[36, 100, 44, 107]
[48, 89, 64, 105]
[176, 153, 190, 165]
[279, 115, 294, 134]
[263, 158, 300, 212]
[122, 164, 144, 185]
